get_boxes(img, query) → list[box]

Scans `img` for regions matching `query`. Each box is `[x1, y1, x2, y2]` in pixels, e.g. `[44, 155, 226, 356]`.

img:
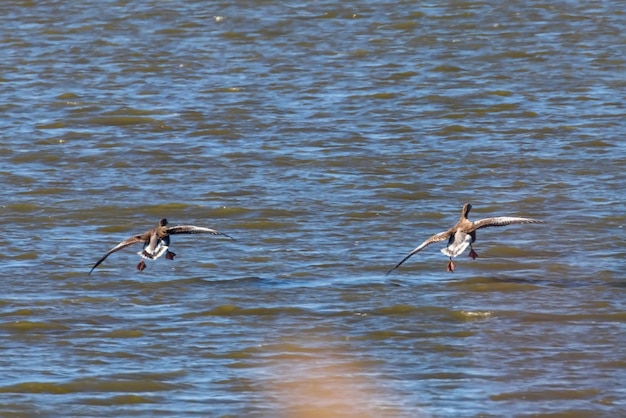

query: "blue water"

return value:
[2, 1, 626, 417]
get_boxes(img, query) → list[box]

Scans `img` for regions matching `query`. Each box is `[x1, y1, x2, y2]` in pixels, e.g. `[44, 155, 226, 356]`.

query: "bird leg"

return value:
[446, 258, 455, 273]
[137, 259, 147, 272]
[166, 250, 176, 260]
[468, 245, 479, 260]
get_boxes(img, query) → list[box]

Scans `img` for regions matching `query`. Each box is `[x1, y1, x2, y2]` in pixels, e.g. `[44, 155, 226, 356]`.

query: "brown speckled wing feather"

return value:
[89, 235, 144, 274]
[387, 230, 451, 275]
[471, 217, 543, 231]
[166, 225, 235, 240]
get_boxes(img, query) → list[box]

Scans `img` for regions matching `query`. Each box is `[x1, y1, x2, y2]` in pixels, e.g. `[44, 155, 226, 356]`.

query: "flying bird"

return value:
[89, 218, 234, 274]
[387, 203, 543, 274]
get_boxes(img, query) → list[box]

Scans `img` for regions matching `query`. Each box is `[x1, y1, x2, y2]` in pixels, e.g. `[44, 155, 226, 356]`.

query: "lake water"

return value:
[2, 1, 626, 417]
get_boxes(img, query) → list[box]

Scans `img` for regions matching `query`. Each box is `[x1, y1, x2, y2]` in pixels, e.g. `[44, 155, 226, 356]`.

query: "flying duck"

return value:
[89, 218, 234, 274]
[387, 203, 543, 274]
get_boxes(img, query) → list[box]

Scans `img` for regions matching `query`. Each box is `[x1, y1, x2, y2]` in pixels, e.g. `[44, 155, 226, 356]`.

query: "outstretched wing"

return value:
[387, 230, 450, 275]
[472, 216, 543, 230]
[89, 235, 144, 274]
[166, 225, 235, 240]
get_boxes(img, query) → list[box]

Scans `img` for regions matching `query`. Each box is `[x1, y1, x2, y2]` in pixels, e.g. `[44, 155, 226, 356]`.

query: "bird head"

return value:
[462, 203, 472, 219]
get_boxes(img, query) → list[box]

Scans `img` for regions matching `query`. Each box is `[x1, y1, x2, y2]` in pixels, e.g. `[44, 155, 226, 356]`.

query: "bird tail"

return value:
[138, 242, 168, 260]
[440, 234, 472, 258]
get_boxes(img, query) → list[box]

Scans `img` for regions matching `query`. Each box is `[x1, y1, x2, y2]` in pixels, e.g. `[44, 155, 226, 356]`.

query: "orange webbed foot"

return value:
[468, 248, 478, 260]
[137, 260, 147, 272]
[446, 260, 455, 272]
[166, 251, 176, 260]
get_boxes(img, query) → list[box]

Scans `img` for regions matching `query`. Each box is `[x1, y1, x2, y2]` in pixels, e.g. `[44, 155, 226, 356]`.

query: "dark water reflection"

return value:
[2, 0, 625, 416]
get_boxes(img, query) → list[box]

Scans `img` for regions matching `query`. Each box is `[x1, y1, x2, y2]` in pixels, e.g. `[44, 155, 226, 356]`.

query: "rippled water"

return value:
[2, 0, 626, 416]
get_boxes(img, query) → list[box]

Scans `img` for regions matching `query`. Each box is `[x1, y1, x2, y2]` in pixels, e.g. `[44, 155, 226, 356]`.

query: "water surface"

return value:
[2, 0, 625, 416]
